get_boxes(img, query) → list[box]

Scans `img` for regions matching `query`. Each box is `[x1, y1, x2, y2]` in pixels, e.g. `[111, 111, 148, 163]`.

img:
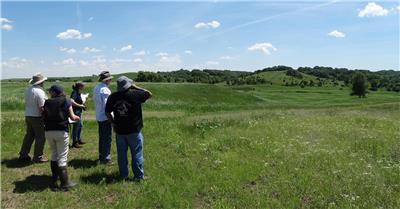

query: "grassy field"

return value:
[1, 80, 400, 208]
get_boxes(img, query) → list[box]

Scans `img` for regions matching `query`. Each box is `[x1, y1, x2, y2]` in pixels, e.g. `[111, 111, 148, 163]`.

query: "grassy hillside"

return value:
[1, 81, 400, 208]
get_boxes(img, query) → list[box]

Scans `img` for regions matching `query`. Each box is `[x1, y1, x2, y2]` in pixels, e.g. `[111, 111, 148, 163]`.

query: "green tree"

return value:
[351, 72, 368, 98]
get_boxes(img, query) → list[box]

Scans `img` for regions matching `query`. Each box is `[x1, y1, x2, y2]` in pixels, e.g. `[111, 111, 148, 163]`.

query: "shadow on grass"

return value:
[13, 175, 51, 193]
[80, 171, 121, 185]
[69, 158, 98, 169]
[1, 158, 33, 168]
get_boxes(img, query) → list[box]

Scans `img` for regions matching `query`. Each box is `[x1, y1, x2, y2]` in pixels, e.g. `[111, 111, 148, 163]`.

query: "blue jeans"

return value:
[72, 112, 83, 144]
[98, 120, 112, 161]
[116, 132, 144, 179]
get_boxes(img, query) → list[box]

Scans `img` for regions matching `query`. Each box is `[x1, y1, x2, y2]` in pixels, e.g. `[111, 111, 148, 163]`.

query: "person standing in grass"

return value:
[43, 85, 80, 191]
[93, 71, 113, 164]
[70, 81, 86, 148]
[105, 76, 152, 181]
[18, 73, 49, 163]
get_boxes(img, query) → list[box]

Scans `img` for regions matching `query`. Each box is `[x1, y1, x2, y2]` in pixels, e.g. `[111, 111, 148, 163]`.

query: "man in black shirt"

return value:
[105, 76, 152, 180]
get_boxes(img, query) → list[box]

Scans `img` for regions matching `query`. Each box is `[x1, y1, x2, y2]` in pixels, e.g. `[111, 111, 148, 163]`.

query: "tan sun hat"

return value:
[98, 71, 113, 82]
[29, 73, 47, 85]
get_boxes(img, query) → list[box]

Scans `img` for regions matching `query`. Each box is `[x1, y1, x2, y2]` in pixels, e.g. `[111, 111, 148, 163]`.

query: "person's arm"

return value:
[71, 99, 86, 109]
[37, 90, 47, 113]
[106, 112, 114, 124]
[105, 94, 114, 124]
[132, 84, 152, 99]
[100, 88, 111, 109]
[68, 106, 80, 121]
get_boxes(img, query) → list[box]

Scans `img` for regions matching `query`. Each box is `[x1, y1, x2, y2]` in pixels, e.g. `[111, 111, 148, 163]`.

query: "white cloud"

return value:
[120, 45, 133, 52]
[133, 58, 143, 63]
[62, 58, 76, 65]
[220, 56, 233, 60]
[206, 61, 219, 65]
[88, 17, 94, 22]
[0, 18, 12, 23]
[59, 47, 77, 54]
[194, 20, 220, 29]
[397, 5, 400, 12]
[83, 47, 101, 53]
[328, 30, 346, 38]
[159, 55, 181, 64]
[156, 52, 169, 57]
[79, 60, 89, 66]
[56, 29, 92, 40]
[358, 2, 389, 17]
[133, 50, 147, 56]
[248, 42, 277, 55]
[2, 57, 29, 68]
[184, 50, 193, 54]
[1, 24, 13, 31]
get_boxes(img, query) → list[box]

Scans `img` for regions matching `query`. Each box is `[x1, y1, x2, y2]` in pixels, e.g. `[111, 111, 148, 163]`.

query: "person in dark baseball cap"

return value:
[43, 84, 80, 191]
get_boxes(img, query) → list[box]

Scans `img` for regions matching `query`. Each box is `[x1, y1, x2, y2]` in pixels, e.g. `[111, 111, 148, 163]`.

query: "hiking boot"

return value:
[99, 159, 113, 165]
[77, 140, 86, 145]
[72, 143, 82, 148]
[50, 161, 59, 192]
[59, 166, 77, 191]
[33, 156, 49, 163]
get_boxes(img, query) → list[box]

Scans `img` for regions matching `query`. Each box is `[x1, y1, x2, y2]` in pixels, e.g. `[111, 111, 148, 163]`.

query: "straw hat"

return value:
[29, 73, 47, 85]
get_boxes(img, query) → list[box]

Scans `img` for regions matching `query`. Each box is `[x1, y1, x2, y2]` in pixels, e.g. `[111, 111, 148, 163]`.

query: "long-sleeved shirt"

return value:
[93, 82, 111, 122]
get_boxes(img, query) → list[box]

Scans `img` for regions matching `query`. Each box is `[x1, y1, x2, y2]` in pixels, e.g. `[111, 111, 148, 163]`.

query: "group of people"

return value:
[18, 71, 152, 191]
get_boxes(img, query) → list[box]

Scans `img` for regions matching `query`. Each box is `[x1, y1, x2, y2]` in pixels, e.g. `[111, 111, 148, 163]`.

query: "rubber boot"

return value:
[59, 166, 77, 191]
[50, 161, 59, 192]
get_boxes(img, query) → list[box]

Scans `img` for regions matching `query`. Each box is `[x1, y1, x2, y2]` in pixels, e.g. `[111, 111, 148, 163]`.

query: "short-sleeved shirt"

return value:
[71, 90, 83, 114]
[105, 89, 150, 135]
[93, 83, 111, 122]
[24, 85, 48, 117]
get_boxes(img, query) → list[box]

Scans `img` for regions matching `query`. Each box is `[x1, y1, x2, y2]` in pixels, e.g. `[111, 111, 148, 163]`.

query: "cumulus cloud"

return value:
[328, 30, 346, 38]
[248, 42, 277, 55]
[156, 52, 169, 57]
[83, 47, 101, 53]
[184, 50, 193, 54]
[120, 45, 133, 52]
[159, 55, 181, 64]
[133, 50, 147, 56]
[62, 58, 76, 65]
[206, 61, 219, 65]
[220, 56, 233, 60]
[358, 2, 389, 17]
[79, 60, 89, 66]
[1, 17, 13, 31]
[56, 29, 92, 40]
[88, 17, 94, 22]
[2, 57, 29, 68]
[133, 58, 143, 63]
[59, 47, 77, 54]
[1, 24, 13, 31]
[194, 20, 220, 29]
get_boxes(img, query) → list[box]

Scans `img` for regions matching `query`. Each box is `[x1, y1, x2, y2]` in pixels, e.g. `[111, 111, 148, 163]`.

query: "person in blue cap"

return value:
[105, 76, 152, 181]
[43, 84, 80, 191]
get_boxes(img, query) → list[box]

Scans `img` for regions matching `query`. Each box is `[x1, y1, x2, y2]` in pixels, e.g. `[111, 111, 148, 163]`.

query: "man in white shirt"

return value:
[93, 71, 113, 164]
[19, 73, 49, 163]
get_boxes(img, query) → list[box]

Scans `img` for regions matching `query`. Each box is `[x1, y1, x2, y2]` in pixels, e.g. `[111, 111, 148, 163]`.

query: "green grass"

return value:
[1, 81, 399, 208]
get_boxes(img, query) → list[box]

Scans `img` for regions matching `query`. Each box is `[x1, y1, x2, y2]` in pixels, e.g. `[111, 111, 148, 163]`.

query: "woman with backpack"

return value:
[43, 84, 80, 191]
[70, 81, 86, 148]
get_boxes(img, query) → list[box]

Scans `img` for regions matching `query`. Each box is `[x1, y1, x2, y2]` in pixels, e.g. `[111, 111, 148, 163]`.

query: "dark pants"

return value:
[19, 116, 46, 158]
[72, 111, 83, 144]
[98, 120, 112, 161]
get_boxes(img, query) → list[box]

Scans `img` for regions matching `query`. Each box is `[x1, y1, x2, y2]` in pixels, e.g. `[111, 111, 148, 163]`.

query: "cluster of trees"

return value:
[135, 69, 250, 84]
[227, 76, 270, 85]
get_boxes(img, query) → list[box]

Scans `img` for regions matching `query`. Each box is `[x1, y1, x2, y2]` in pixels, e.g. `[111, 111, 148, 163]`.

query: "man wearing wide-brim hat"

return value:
[93, 71, 114, 164]
[18, 73, 49, 163]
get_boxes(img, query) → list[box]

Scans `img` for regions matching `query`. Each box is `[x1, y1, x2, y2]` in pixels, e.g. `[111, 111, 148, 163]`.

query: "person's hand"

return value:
[72, 115, 80, 121]
[80, 104, 86, 111]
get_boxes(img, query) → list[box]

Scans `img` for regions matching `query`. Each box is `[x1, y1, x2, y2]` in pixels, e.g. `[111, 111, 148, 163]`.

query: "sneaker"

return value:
[72, 143, 82, 148]
[133, 176, 147, 182]
[18, 155, 31, 162]
[33, 156, 49, 163]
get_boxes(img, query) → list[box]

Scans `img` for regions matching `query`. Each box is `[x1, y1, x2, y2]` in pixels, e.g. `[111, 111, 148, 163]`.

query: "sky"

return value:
[1, 0, 399, 79]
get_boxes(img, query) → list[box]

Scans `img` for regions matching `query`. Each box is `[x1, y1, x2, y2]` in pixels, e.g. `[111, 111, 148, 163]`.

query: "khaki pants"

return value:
[45, 131, 69, 167]
[19, 116, 46, 158]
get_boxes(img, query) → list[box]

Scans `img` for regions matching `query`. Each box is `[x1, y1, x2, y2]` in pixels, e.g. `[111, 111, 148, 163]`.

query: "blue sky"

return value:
[1, 1, 399, 78]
